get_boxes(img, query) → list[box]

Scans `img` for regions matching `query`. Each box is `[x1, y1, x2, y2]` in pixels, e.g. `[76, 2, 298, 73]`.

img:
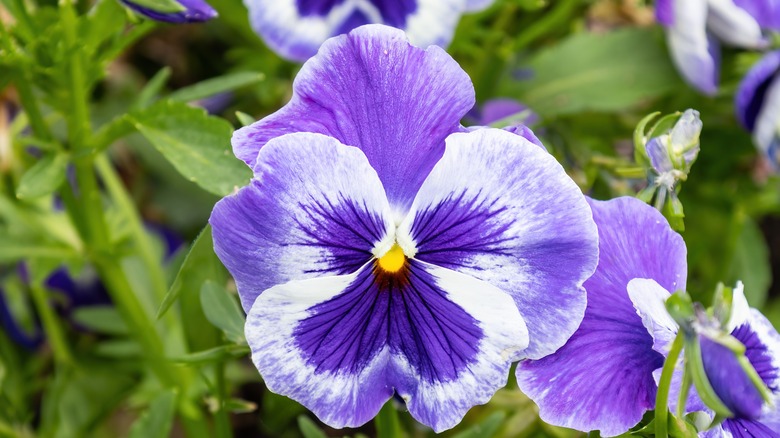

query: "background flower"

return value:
[120, 0, 217, 23]
[736, 50, 780, 168]
[244, 0, 495, 62]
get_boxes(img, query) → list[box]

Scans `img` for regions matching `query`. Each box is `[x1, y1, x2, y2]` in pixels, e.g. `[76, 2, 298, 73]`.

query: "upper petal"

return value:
[515, 197, 686, 436]
[665, 0, 719, 95]
[245, 260, 527, 431]
[210, 132, 393, 312]
[397, 128, 598, 359]
[233, 25, 474, 214]
[733, 0, 780, 30]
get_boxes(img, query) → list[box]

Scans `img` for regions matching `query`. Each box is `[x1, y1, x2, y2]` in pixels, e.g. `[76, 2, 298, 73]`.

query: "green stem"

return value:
[512, 0, 580, 51]
[214, 362, 233, 438]
[94, 155, 168, 301]
[28, 283, 73, 366]
[676, 364, 691, 418]
[656, 332, 685, 438]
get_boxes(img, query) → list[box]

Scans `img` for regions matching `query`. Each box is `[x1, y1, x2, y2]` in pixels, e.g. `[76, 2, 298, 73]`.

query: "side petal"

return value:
[233, 24, 474, 214]
[210, 133, 393, 312]
[516, 198, 685, 436]
[389, 260, 528, 432]
[665, 0, 719, 95]
[735, 51, 780, 131]
[398, 128, 598, 359]
[246, 260, 527, 431]
[707, 0, 767, 48]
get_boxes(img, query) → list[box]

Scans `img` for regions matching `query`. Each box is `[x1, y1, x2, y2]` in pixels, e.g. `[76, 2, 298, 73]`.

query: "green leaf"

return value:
[130, 100, 251, 196]
[123, 0, 184, 14]
[128, 390, 178, 438]
[16, 153, 69, 199]
[169, 344, 250, 365]
[298, 415, 327, 438]
[728, 218, 771, 307]
[200, 281, 246, 343]
[168, 71, 265, 103]
[157, 226, 223, 319]
[451, 411, 505, 438]
[134, 67, 172, 110]
[498, 28, 678, 116]
[70, 307, 128, 335]
[235, 111, 255, 127]
[0, 233, 79, 263]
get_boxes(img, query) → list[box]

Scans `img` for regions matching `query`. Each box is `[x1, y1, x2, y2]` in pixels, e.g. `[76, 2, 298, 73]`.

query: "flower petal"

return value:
[398, 128, 598, 359]
[706, 0, 767, 48]
[465, 0, 494, 12]
[121, 0, 217, 23]
[628, 278, 678, 356]
[733, 0, 780, 30]
[751, 62, 780, 159]
[735, 51, 780, 131]
[210, 132, 393, 312]
[655, 0, 674, 26]
[515, 197, 685, 436]
[233, 25, 474, 214]
[245, 260, 527, 431]
[665, 0, 719, 95]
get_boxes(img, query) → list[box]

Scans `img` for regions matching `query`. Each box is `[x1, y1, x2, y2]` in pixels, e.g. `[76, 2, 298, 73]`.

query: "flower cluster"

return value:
[210, 23, 780, 435]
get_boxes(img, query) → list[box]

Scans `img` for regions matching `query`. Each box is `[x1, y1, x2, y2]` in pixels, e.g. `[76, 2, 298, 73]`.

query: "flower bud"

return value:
[121, 0, 217, 24]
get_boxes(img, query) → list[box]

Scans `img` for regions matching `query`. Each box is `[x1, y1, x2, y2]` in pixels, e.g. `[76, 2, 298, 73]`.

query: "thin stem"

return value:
[214, 362, 233, 438]
[94, 155, 168, 301]
[676, 364, 691, 418]
[656, 332, 685, 438]
[28, 283, 73, 366]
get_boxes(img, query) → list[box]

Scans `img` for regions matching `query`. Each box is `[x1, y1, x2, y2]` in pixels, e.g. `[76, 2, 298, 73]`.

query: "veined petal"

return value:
[707, 0, 767, 48]
[516, 198, 686, 436]
[233, 25, 474, 215]
[735, 51, 780, 131]
[398, 128, 598, 359]
[245, 260, 527, 431]
[666, 0, 719, 95]
[210, 133, 393, 312]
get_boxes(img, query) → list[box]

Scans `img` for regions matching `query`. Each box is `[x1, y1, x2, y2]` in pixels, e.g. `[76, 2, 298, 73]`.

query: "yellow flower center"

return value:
[377, 244, 406, 273]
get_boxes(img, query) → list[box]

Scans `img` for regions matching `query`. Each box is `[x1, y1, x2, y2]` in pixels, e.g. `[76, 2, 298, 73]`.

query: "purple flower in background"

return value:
[630, 281, 780, 437]
[516, 197, 687, 436]
[736, 50, 780, 167]
[657, 0, 776, 95]
[465, 99, 544, 149]
[210, 25, 598, 431]
[245, 0, 495, 62]
[120, 0, 217, 24]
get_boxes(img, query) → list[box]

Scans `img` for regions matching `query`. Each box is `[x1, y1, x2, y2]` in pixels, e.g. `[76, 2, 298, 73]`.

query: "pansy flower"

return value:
[630, 281, 780, 437]
[656, 0, 776, 95]
[210, 25, 599, 431]
[245, 0, 496, 62]
[516, 196, 687, 436]
[736, 50, 780, 168]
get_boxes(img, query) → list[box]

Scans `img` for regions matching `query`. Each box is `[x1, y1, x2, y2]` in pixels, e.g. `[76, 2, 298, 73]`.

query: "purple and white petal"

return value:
[397, 128, 598, 360]
[516, 197, 686, 436]
[233, 25, 474, 215]
[245, 261, 527, 431]
[751, 65, 780, 158]
[665, 0, 719, 95]
[628, 278, 678, 356]
[735, 51, 780, 131]
[245, 0, 472, 62]
[210, 133, 394, 311]
[733, 0, 780, 30]
[706, 0, 766, 48]
[390, 261, 528, 431]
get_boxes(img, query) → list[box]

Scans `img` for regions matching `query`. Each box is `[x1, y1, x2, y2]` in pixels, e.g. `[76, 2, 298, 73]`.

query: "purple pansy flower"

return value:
[120, 0, 217, 23]
[736, 50, 780, 167]
[244, 0, 496, 62]
[630, 281, 780, 437]
[516, 196, 687, 436]
[657, 0, 775, 95]
[210, 25, 599, 431]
